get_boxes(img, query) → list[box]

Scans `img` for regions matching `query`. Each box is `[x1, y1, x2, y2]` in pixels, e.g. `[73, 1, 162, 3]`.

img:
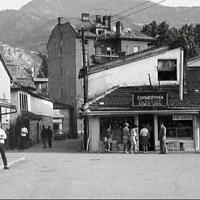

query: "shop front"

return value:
[82, 86, 200, 153]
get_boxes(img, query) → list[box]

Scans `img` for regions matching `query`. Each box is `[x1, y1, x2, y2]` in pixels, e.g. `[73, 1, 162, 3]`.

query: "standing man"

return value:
[47, 126, 53, 148]
[159, 121, 168, 154]
[0, 125, 9, 169]
[41, 125, 47, 148]
[20, 125, 28, 151]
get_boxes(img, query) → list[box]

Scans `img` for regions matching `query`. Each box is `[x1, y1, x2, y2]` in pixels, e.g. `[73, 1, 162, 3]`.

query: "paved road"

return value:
[0, 140, 200, 199]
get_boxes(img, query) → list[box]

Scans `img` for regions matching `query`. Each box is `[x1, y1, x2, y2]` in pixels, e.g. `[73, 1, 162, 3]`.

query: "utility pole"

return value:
[81, 27, 88, 150]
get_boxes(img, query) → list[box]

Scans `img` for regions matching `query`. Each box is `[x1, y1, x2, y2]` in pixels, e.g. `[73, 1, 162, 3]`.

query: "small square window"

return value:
[158, 59, 177, 81]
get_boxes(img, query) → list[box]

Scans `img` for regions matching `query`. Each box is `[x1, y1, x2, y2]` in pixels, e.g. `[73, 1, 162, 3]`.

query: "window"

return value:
[19, 93, 28, 111]
[158, 115, 193, 139]
[133, 46, 139, 53]
[158, 59, 177, 81]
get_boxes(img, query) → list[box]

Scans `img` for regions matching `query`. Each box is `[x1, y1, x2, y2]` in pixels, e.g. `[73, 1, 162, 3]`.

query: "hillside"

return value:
[1, 0, 200, 52]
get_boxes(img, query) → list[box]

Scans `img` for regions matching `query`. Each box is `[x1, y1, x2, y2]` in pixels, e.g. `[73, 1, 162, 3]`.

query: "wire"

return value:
[112, 0, 166, 22]
[112, 0, 151, 17]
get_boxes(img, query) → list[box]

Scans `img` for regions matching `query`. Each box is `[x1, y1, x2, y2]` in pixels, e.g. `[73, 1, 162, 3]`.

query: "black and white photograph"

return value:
[0, 0, 200, 199]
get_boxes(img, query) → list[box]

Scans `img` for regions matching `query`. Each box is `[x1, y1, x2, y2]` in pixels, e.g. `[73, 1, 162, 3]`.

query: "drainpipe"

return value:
[179, 49, 184, 101]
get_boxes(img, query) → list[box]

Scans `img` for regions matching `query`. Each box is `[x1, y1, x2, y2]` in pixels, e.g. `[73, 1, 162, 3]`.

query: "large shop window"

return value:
[157, 59, 177, 81]
[158, 115, 193, 139]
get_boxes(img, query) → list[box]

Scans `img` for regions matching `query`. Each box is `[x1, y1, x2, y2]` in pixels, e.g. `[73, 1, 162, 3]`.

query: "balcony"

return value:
[92, 54, 119, 64]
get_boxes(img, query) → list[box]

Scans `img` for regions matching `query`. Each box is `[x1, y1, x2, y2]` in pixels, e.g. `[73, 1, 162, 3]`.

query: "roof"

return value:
[53, 101, 73, 110]
[11, 83, 54, 103]
[79, 46, 181, 78]
[83, 85, 200, 112]
[0, 54, 12, 80]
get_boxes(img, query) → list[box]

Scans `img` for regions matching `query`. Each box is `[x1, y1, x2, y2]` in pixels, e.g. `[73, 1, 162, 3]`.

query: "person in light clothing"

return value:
[130, 124, 138, 154]
[0, 126, 9, 169]
[140, 124, 150, 154]
[20, 126, 28, 151]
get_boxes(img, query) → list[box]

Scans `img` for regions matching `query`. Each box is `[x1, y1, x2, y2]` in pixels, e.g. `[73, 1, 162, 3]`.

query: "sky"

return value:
[1, 0, 200, 11]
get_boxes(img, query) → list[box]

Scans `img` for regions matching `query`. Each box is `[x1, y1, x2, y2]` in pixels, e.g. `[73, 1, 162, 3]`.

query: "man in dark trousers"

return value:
[40, 125, 47, 148]
[20, 125, 28, 151]
[159, 121, 168, 154]
[47, 126, 53, 148]
[0, 125, 9, 169]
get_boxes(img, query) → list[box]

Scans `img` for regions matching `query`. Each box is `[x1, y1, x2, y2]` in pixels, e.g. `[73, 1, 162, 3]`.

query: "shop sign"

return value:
[173, 115, 193, 121]
[132, 92, 168, 107]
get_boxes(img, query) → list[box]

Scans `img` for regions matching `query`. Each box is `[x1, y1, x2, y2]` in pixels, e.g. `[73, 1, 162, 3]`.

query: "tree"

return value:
[36, 51, 48, 78]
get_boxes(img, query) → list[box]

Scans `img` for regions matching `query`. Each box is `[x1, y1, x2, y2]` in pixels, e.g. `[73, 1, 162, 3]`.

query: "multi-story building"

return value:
[80, 46, 200, 153]
[47, 13, 155, 137]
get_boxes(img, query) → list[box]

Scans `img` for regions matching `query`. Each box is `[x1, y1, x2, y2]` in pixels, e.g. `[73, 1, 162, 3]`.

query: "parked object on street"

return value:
[0, 126, 9, 169]
[54, 131, 66, 141]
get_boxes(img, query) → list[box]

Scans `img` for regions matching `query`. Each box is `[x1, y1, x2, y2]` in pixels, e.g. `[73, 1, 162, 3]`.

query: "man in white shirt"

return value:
[20, 126, 28, 151]
[0, 126, 9, 169]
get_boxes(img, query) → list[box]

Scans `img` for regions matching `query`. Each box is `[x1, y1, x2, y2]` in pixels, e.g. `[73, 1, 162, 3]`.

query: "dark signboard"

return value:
[132, 92, 168, 107]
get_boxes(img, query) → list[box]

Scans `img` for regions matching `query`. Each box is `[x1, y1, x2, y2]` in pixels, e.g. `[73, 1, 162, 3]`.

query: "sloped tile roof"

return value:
[88, 85, 200, 111]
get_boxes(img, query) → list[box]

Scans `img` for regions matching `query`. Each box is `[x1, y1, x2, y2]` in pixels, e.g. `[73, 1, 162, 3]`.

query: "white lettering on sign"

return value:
[173, 115, 193, 121]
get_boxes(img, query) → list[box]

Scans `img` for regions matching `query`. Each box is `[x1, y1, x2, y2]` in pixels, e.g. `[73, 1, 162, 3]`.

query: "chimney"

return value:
[103, 16, 111, 31]
[58, 17, 63, 25]
[116, 21, 121, 37]
[81, 13, 90, 22]
[96, 15, 102, 23]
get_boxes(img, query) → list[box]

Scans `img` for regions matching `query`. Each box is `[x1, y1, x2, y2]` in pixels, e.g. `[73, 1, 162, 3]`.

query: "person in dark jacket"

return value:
[47, 126, 53, 148]
[40, 125, 47, 148]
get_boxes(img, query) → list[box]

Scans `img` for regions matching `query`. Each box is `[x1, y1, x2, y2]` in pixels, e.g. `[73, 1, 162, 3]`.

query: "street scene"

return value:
[0, 142, 200, 199]
[1, 0, 200, 199]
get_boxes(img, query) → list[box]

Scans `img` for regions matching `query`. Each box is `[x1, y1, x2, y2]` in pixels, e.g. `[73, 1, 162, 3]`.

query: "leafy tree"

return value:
[36, 51, 48, 78]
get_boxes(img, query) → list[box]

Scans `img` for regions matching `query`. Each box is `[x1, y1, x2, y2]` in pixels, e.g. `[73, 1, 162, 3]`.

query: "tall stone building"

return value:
[46, 13, 155, 137]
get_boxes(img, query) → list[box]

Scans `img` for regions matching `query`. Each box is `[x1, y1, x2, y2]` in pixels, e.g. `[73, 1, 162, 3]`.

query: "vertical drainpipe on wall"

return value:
[179, 49, 184, 101]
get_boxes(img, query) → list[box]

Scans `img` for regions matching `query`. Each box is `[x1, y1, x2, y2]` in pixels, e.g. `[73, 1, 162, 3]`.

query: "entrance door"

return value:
[139, 114, 155, 151]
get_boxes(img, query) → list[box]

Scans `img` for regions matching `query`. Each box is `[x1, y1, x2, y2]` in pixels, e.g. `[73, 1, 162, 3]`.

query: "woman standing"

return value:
[140, 124, 149, 154]
[122, 122, 130, 153]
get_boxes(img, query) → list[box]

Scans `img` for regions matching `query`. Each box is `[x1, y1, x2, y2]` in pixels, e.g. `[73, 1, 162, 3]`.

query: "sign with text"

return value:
[173, 115, 193, 121]
[132, 92, 168, 107]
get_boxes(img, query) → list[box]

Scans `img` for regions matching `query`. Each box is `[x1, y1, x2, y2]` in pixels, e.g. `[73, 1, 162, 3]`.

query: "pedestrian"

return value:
[47, 126, 53, 148]
[104, 125, 112, 152]
[40, 125, 47, 148]
[0, 125, 9, 169]
[20, 125, 28, 151]
[122, 122, 129, 154]
[130, 124, 138, 154]
[140, 124, 149, 154]
[159, 121, 168, 154]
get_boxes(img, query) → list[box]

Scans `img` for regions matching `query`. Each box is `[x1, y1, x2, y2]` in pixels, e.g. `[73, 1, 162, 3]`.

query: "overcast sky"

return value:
[1, 0, 200, 10]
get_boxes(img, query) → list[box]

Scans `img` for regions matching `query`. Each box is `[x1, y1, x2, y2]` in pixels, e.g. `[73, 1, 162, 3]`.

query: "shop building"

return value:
[80, 46, 200, 152]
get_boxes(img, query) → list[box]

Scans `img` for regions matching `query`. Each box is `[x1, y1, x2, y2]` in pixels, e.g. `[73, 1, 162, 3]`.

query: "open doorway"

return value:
[139, 114, 155, 151]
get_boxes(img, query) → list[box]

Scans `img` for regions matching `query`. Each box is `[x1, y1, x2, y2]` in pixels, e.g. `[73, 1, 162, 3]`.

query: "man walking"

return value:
[0, 125, 9, 169]
[159, 121, 168, 154]
[47, 126, 53, 148]
[41, 125, 47, 148]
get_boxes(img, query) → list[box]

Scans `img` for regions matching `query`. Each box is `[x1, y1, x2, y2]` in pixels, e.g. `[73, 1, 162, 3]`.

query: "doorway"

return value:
[139, 114, 155, 151]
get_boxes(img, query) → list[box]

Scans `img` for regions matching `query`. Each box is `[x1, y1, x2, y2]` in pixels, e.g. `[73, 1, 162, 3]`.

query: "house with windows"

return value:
[47, 13, 155, 137]
[0, 54, 16, 130]
[9, 83, 54, 149]
[80, 46, 200, 153]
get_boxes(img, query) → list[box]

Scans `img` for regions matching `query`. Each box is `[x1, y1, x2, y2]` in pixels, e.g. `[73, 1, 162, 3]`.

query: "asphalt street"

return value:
[0, 140, 200, 199]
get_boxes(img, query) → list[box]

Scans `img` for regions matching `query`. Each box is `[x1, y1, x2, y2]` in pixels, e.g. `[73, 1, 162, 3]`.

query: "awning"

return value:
[20, 110, 42, 120]
[0, 99, 17, 115]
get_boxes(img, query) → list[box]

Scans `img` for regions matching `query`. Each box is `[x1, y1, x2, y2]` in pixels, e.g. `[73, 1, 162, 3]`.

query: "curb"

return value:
[0, 157, 26, 170]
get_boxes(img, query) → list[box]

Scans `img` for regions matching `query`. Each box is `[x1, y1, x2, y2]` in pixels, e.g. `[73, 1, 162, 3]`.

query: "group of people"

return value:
[40, 125, 53, 148]
[103, 121, 168, 154]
